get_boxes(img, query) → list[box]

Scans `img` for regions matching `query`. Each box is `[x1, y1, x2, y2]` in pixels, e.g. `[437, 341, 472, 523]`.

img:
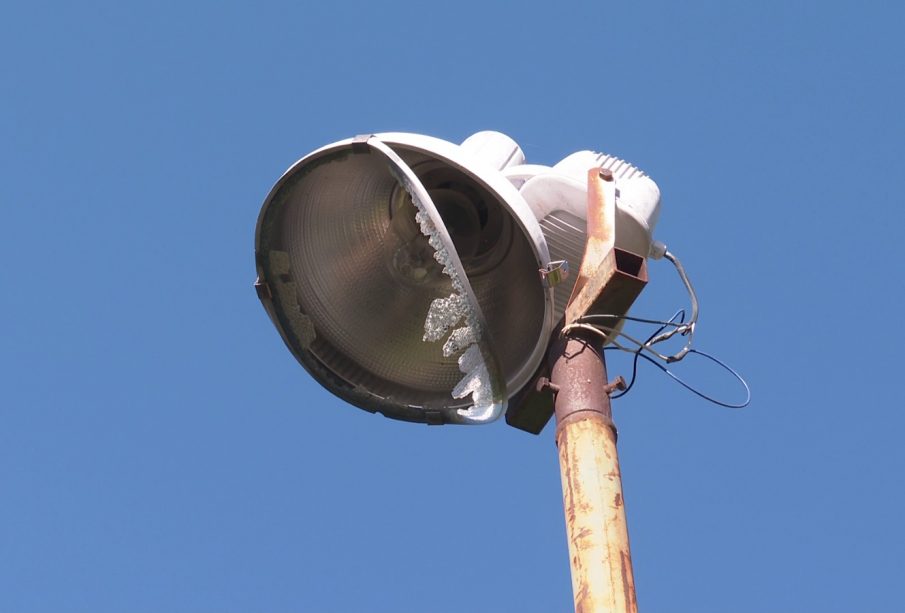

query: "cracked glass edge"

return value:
[366, 138, 505, 424]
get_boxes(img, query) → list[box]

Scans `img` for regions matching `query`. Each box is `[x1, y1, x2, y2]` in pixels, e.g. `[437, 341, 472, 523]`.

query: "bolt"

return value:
[603, 375, 627, 395]
[599, 167, 614, 182]
[537, 377, 561, 394]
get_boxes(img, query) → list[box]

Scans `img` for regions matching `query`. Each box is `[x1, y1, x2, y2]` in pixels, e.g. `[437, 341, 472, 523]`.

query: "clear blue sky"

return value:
[2, 1, 903, 611]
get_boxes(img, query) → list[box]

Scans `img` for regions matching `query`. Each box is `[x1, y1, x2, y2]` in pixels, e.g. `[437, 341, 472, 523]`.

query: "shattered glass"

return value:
[409, 193, 502, 423]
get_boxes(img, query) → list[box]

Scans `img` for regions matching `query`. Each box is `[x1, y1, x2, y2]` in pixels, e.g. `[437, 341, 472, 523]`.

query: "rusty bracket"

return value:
[565, 167, 649, 328]
[351, 133, 375, 152]
[505, 167, 650, 435]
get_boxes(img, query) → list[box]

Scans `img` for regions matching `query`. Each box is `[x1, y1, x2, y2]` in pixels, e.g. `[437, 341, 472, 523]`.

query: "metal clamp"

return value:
[539, 260, 570, 288]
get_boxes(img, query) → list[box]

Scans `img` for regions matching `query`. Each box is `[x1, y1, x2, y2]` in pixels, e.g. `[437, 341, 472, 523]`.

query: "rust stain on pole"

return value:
[552, 332, 637, 613]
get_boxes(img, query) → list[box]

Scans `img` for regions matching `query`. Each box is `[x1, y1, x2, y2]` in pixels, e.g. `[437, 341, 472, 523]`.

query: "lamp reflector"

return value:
[255, 134, 554, 425]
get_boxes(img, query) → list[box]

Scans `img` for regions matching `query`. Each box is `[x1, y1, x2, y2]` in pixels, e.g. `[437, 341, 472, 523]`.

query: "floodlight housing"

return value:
[255, 132, 661, 426]
[505, 151, 661, 324]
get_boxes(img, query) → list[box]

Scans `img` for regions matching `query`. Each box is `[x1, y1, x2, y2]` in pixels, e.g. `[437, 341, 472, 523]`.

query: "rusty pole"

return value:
[549, 330, 637, 613]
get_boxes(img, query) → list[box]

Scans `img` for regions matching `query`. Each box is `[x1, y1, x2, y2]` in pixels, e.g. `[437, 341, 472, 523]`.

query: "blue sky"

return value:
[2, 1, 903, 611]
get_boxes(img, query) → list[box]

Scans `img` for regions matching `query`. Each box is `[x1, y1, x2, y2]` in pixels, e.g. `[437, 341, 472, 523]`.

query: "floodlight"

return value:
[251, 132, 753, 613]
[254, 131, 661, 426]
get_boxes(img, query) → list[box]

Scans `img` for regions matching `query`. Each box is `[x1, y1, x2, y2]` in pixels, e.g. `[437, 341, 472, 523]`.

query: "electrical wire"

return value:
[557, 245, 749, 408]
[566, 322, 680, 363]
[644, 251, 699, 361]
[607, 310, 685, 399]
[635, 348, 751, 409]
[564, 250, 699, 362]
[577, 313, 687, 328]
[564, 311, 750, 408]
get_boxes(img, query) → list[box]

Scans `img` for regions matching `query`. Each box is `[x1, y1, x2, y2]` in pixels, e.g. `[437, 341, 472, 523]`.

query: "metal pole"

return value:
[549, 331, 637, 613]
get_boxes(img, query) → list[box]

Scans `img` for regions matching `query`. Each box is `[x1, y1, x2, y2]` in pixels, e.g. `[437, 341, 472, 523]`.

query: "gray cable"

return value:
[647, 250, 698, 361]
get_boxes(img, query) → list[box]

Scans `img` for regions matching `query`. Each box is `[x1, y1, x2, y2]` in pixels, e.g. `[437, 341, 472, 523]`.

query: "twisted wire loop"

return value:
[562, 311, 750, 409]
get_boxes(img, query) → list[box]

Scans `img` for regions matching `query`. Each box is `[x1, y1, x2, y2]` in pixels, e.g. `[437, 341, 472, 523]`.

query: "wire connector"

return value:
[648, 240, 667, 260]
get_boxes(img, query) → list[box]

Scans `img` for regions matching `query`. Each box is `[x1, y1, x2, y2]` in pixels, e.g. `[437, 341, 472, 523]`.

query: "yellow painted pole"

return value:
[551, 334, 637, 613]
